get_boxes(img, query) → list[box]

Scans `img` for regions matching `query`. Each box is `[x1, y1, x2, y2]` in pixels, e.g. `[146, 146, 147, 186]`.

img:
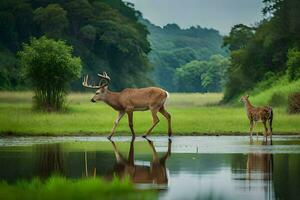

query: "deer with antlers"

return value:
[82, 72, 172, 139]
[240, 95, 273, 143]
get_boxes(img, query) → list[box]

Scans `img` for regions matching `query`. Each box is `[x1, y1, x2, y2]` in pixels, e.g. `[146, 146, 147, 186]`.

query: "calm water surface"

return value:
[0, 136, 300, 200]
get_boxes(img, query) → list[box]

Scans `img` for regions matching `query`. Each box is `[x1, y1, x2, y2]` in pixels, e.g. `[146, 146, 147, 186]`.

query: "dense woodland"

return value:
[0, 0, 228, 93]
[0, 0, 152, 90]
[223, 0, 300, 102]
[0, 0, 299, 99]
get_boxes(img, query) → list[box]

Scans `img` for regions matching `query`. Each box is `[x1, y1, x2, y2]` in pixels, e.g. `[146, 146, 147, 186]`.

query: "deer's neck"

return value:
[104, 90, 122, 110]
[243, 99, 254, 112]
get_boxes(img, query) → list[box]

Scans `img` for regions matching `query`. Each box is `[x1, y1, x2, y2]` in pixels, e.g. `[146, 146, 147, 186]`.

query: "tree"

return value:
[34, 4, 68, 38]
[174, 55, 229, 92]
[287, 48, 300, 80]
[222, 24, 254, 51]
[19, 36, 82, 111]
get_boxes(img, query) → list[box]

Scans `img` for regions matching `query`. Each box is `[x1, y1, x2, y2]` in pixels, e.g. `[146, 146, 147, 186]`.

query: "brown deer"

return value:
[240, 95, 273, 142]
[108, 138, 171, 186]
[82, 72, 172, 139]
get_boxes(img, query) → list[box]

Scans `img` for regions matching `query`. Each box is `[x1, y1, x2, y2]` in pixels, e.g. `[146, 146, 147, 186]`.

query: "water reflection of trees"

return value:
[34, 144, 65, 178]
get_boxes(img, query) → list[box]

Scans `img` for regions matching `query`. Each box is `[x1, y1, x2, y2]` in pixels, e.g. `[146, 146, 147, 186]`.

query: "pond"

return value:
[1, 136, 300, 200]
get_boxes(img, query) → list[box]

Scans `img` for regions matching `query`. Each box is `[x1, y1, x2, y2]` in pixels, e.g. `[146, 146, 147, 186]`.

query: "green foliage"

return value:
[174, 55, 229, 92]
[0, 0, 152, 91]
[288, 92, 300, 114]
[142, 19, 228, 91]
[0, 176, 156, 200]
[34, 4, 68, 38]
[222, 24, 254, 51]
[19, 36, 82, 111]
[287, 48, 300, 80]
[223, 0, 300, 102]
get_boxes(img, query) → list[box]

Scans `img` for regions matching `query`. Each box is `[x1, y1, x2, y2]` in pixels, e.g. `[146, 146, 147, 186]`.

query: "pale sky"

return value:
[125, 0, 264, 34]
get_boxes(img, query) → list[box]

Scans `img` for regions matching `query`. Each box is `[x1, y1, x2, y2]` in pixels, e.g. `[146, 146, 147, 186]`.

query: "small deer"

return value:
[82, 72, 172, 139]
[240, 95, 273, 142]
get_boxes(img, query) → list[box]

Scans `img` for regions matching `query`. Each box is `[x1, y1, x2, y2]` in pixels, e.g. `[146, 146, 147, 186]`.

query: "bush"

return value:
[288, 92, 300, 114]
[287, 48, 300, 80]
[268, 92, 286, 107]
[19, 36, 82, 111]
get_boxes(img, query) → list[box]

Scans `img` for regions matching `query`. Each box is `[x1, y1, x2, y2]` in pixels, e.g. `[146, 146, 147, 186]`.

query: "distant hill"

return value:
[141, 19, 228, 91]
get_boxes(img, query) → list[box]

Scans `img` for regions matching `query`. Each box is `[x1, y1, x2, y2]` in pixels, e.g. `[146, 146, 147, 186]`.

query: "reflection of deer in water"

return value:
[246, 153, 273, 181]
[109, 138, 171, 185]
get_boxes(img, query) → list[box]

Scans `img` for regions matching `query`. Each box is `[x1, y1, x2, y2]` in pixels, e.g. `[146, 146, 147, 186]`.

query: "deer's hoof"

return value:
[142, 135, 147, 138]
[107, 135, 112, 140]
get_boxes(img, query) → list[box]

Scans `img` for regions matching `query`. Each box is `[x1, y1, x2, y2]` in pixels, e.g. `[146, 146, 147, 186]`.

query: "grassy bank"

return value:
[0, 176, 156, 200]
[0, 92, 299, 136]
[236, 76, 300, 107]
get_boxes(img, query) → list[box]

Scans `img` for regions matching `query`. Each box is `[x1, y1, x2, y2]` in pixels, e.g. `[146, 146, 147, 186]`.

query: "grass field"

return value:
[0, 176, 156, 200]
[0, 91, 299, 136]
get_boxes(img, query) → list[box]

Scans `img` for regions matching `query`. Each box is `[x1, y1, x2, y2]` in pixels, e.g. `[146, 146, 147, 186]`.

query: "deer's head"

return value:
[240, 94, 249, 103]
[82, 72, 111, 103]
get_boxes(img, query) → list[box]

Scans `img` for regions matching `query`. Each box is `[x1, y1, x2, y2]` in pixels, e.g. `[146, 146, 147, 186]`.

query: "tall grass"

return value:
[0, 176, 156, 200]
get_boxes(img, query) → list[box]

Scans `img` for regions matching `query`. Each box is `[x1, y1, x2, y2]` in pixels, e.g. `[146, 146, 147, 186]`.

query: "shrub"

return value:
[19, 36, 82, 111]
[268, 92, 286, 107]
[288, 92, 300, 114]
[287, 48, 300, 81]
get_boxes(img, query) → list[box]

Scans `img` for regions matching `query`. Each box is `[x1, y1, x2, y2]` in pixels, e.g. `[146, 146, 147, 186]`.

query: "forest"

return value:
[0, 0, 228, 93]
[0, 0, 152, 91]
[223, 0, 300, 102]
[0, 0, 299, 101]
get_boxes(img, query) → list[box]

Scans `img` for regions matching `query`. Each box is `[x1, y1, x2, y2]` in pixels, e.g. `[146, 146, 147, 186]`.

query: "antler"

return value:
[82, 75, 101, 89]
[98, 72, 111, 82]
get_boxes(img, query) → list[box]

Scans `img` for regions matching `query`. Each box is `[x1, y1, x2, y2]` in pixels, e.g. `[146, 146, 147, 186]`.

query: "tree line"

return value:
[223, 0, 300, 102]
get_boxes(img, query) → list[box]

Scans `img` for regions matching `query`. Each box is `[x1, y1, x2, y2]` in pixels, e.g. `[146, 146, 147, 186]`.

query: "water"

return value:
[0, 136, 300, 200]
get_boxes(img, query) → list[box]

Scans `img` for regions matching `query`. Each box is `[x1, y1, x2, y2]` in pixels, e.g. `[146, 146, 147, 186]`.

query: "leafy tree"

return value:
[222, 24, 254, 51]
[19, 36, 82, 111]
[287, 48, 300, 80]
[174, 55, 229, 92]
[34, 4, 68, 38]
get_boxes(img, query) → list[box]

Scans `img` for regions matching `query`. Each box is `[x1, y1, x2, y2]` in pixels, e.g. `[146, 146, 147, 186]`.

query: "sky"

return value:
[125, 0, 264, 34]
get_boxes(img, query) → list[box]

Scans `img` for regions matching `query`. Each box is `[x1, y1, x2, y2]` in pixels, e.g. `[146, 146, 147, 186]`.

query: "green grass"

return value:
[0, 91, 299, 135]
[0, 176, 156, 200]
[239, 76, 300, 107]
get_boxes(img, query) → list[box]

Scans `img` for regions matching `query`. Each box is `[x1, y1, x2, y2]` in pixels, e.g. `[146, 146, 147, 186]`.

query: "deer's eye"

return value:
[96, 91, 100, 95]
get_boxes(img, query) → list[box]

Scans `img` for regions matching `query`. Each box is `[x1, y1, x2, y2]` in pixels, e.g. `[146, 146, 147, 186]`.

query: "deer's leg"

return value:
[249, 120, 254, 142]
[159, 106, 172, 137]
[268, 119, 273, 143]
[128, 138, 135, 165]
[110, 140, 126, 164]
[127, 111, 135, 138]
[146, 139, 159, 163]
[108, 111, 125, 139]
[143, 108, 160, 138]
[263, 120, 268, 142]
[160, 138, 172, 165]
